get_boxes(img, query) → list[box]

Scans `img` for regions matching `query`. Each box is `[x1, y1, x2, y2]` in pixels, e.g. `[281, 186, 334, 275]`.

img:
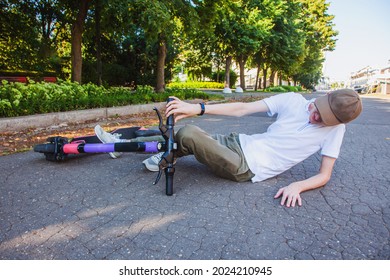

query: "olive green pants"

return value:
[131, 125, 254, 182]
[176, 125, 254, 182]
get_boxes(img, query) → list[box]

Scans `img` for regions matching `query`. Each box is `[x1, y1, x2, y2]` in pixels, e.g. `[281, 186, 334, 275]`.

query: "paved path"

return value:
[0, 93, 389, 260]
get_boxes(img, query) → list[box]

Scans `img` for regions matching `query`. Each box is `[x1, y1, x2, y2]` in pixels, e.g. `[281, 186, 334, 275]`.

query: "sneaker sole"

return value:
[142, 158, 159, 172]
[109, 152, 122, 159]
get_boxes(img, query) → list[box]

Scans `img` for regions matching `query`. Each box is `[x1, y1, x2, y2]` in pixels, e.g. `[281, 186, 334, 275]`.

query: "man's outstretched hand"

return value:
[274, 183, 302, 208]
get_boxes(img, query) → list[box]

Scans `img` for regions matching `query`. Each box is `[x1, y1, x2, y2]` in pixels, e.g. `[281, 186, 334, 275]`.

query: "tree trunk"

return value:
[270, 71, 275, 87]
[224, 56, 232, 88]
[71, 0, 90, 83]
[38, 1, 54, 61]
[262, 68, 267, 89]
[237, 55, 247, 90]
[255, 64, 261, 91]
[216, 60, 221, 82]
[95, 0, 102, 86]
[156, 33, 167, 93]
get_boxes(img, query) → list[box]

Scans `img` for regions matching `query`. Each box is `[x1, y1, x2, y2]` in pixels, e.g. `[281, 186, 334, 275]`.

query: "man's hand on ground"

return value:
[274, 183, 302, 208]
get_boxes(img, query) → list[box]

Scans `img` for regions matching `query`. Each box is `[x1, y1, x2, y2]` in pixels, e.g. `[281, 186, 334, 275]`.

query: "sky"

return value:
[322, 0, 390, 82]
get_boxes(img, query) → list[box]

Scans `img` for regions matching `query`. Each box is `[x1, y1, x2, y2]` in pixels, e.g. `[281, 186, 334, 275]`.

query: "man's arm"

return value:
[274, 155, 336, 207]
[165, 96, 269, 122]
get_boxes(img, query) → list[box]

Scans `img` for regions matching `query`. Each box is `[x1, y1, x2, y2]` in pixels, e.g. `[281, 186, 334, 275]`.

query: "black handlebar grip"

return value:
[166, 97, 175, 126]
[165, 168, 174, 196]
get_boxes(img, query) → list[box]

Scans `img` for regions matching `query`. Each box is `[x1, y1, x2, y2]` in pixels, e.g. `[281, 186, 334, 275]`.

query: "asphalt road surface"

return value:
[0, 93, 389, 260]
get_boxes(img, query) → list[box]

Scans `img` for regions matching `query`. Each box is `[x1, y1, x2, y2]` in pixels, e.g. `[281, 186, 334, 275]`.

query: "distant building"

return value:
[348, 60, 390, 94]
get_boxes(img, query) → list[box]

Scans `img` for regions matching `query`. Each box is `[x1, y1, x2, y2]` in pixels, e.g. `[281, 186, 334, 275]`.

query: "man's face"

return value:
[308, 103, 323, 124]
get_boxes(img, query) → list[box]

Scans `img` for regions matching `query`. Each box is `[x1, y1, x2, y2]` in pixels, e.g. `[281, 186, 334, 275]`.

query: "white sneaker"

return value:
[142, 152, 163, 172]
[142, 152, 177, 172]
[94, 125, 123, 159]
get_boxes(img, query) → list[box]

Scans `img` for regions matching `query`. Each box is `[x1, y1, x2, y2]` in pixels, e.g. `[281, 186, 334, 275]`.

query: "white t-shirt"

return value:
[239, 92, 345, 182]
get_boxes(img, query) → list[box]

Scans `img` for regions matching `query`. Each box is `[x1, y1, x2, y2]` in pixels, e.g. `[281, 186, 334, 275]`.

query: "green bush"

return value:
[0, 80, 223, 117]
[168, 81, 224, 89]
[264, 85, 303, 93]
[210, 70, 238, 88]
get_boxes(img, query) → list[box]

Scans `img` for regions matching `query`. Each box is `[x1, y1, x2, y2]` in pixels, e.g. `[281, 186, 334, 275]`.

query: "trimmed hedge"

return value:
[0, 81, 223, 118]
[264, 85, 303, 92]
[168, 81, 224, 89]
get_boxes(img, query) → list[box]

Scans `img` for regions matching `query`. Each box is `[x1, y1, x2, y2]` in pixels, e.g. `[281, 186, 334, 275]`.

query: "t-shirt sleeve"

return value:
[321, 124, 346, 158]
[263, 92, 296, 117]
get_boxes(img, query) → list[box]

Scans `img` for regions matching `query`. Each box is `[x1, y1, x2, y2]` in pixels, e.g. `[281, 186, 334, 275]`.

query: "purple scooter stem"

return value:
[83, 143, 115, 153]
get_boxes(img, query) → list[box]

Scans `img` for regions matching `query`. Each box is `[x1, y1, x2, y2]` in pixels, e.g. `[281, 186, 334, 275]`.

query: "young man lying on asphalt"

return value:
[95, 89, 362, 208]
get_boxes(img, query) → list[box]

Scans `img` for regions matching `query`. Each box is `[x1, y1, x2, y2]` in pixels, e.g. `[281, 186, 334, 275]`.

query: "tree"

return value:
[0, 1, 37, 71]
[293, 0, 337, 88]
[70, 0, 91, 83]
[262, 1, 305, 86]
[94, 0, 102, 85]
[201, 0, 276, 90]
[212, 1, 241, 89]
[129, 0, 197, 92]
[33, 0, 65, 63]
[233, 0, 274, 89]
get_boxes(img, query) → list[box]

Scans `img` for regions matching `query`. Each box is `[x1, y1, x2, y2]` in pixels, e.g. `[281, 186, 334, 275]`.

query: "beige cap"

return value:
[314, 89, 363, 126]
